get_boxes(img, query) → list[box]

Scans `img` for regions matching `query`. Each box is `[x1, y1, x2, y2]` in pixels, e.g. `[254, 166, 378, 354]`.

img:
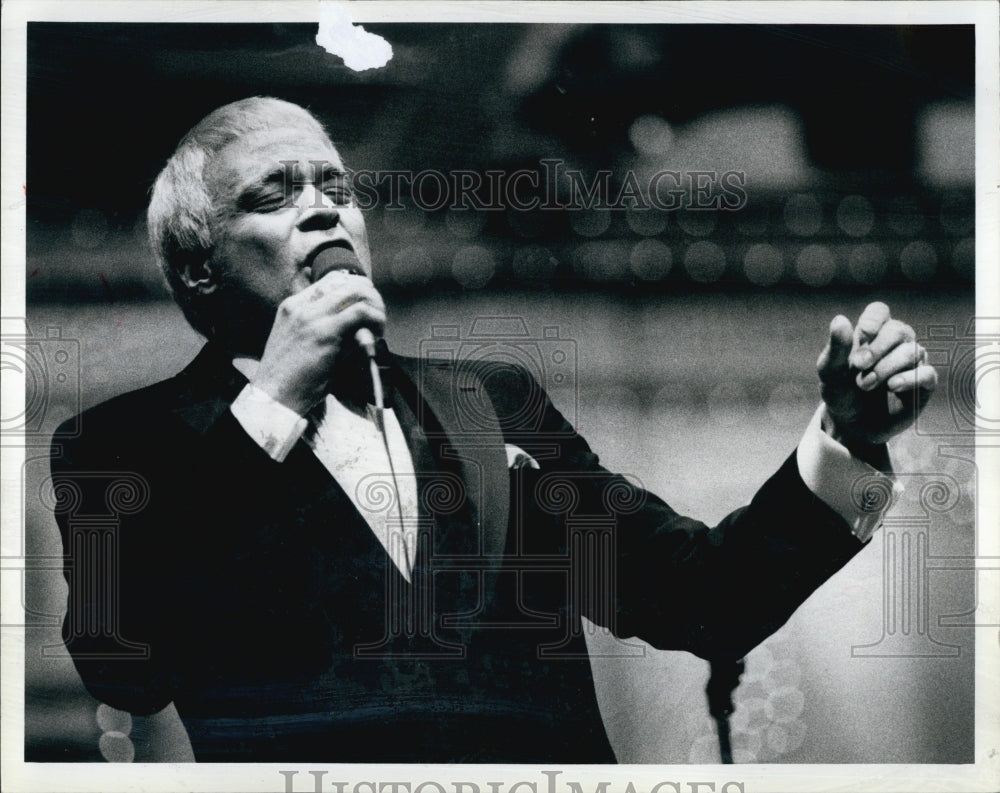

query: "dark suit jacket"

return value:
[50, 342, 865, 762]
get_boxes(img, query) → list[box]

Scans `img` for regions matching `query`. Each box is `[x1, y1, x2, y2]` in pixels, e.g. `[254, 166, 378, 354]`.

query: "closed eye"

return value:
[238, 187, 289, 213]
[322, 186, 354, 206]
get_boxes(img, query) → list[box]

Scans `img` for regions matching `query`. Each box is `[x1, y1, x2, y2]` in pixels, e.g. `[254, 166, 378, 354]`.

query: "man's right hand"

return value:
[251, 270, 386, 416]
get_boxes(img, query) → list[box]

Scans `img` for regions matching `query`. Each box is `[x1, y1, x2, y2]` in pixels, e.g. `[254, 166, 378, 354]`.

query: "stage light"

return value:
[625, 205, 668, 237]
[677, 208, 717, 237]
[784, 194, 822, 237]
[836, 195, 875, 238]
[390, 245, 434, 286]
[900, 241, 938, 282]
[445, 208, 486, 240]
[743, 243, 785, 286]
[794, 244, 836, 286]
[629, 239, 672, 280]
[683, 241, 726, 283]
[847, 243, 887, 284]
[569, 207, 611, 238]
[451, 245, 494, 289]
[951, 238, 975, 280]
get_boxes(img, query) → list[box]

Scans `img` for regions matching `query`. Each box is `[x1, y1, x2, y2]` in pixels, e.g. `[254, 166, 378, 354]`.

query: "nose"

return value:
[295, 185, 339, 232]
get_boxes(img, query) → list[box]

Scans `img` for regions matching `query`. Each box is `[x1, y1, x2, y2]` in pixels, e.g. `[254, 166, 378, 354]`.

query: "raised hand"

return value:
[252, 270, 386, 416]
[816, 301, 937, 450]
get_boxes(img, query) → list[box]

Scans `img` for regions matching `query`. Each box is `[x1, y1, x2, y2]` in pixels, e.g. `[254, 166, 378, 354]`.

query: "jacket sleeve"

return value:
[480, 363, 867, 662]
[49, 395, 289, 715]
[50, 412, 179, 715]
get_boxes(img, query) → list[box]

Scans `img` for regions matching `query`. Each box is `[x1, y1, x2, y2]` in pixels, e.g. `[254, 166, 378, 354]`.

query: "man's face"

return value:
[205, 123, 373, 338]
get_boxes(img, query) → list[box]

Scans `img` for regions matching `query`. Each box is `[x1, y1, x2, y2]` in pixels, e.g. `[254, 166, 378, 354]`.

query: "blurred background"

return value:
[20, 22, 977, 763]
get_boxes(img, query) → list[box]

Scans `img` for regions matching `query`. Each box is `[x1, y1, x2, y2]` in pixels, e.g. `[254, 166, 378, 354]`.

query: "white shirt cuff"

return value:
[230, 383, 308, 463]
[796, 404, 903, 543]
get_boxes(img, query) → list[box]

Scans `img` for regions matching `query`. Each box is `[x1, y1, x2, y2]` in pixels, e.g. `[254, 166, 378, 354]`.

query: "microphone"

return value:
[310, 246, 378, 360]
[310, 246, 384, 414]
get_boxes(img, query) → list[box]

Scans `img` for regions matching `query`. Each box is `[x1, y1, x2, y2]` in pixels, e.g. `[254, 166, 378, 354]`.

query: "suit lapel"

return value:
[167, 343, 390, 579]
[392, 355, 510, 575]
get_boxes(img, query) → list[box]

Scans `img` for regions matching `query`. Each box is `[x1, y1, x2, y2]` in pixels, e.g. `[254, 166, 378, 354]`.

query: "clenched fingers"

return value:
[856, 339, 925, 391]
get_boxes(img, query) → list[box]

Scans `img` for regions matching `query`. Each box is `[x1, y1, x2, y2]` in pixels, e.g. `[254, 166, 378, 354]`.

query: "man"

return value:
[50, 97, 937, 762]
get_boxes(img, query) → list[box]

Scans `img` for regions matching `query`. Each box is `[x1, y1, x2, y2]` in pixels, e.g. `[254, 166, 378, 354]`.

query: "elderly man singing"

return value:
[51, 97, 936, 762]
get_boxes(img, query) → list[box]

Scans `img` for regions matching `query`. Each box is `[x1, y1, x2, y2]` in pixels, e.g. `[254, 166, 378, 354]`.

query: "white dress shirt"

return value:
[231, 359, 419, 581]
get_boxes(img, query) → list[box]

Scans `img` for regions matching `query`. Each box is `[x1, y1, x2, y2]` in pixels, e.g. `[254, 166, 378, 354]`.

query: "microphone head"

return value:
[310, 247, 363, 283]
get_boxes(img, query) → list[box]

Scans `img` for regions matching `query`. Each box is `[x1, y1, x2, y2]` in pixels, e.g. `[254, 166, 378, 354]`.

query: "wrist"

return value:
[250, 376, 321, 418]
[820, 407, 891, 472]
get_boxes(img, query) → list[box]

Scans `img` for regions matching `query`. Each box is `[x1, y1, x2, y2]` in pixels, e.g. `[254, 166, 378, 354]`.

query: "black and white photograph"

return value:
[2, 2, 997, 792]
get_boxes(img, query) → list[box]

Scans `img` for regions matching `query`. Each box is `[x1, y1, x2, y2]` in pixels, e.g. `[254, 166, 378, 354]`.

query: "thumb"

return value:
[817, 314, 853, 380]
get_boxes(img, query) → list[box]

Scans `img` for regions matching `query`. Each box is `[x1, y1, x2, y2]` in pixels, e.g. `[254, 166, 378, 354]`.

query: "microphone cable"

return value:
[358, 331, 413, 582]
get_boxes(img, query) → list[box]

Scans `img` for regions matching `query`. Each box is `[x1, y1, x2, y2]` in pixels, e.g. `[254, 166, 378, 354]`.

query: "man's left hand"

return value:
[816, 301, 937, 449]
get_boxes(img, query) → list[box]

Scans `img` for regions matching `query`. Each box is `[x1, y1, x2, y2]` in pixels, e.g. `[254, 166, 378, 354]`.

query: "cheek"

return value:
[220, 223, 289, 271]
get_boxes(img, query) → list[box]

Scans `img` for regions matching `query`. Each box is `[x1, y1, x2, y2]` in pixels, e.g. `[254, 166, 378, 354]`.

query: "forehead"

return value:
[206, 125, 344, 199]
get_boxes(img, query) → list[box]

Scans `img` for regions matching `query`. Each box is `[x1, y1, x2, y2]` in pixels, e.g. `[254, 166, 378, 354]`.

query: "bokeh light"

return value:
[625, 206, 668, 236]
[445, 208, 486, 239]
[390, 245, 435, 286]
[451, 245, 495, 288]
[676, 209, 717, 237]
[98, 731, 135, 763]
[783, 193, 822, 237]
[836, 194, 875, 237]
[732, 697, 770, 733]
[380, 200, 427, 236]
[574, 241, 631, 280]
[96, 704, 132, 734]
[847, 243, 887, 284]
[743, 243, 784, 286]
[765, 686, 806, 723]
[765, 659, 803, 689]
[900, 240, 938, 282]
[569, 207, 612, 237]
[794, 244, 837, 286]
[951, 237, 975, 279]
[628, 114, 675, 156]
[629, 239, 672, 280]
[683, 241, 726, 283]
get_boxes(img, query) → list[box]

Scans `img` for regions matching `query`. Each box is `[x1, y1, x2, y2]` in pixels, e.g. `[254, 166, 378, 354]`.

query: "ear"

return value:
[178, 258, 219, 295]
